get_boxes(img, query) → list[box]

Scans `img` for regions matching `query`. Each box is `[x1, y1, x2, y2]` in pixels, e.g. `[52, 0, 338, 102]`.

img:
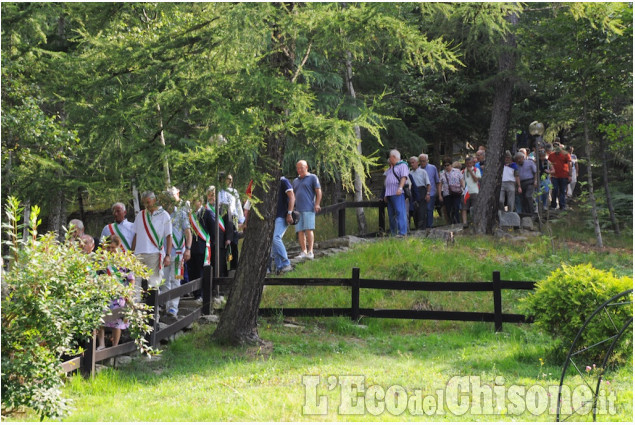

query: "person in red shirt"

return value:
[548, 141, 572, 210]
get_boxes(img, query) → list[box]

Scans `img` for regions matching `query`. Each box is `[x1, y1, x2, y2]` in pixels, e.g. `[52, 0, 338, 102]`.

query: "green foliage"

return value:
[1, 197, 153, 419]
[521, 264, 633, 363]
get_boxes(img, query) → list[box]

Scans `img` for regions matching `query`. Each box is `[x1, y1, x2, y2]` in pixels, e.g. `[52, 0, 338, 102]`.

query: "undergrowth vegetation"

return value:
[4, 228, 632, 421]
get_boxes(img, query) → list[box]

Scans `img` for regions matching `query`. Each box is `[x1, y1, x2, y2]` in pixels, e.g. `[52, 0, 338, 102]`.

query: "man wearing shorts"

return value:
[293, 160, 322, 260]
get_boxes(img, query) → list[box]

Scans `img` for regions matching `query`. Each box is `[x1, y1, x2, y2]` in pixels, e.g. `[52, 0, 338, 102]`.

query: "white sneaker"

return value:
[295, 251, 308, 259]
[306, 252, 314, 260]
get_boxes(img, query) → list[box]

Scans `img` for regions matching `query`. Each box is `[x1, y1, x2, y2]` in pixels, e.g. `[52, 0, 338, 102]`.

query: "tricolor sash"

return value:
[105, 265, 122, 280]
[141, 209, 164, 270]
[172, 231, 185, 279]
[107, 222, 131, 252]
[189, 212, 211, 266]
[206, 202, 225, 232]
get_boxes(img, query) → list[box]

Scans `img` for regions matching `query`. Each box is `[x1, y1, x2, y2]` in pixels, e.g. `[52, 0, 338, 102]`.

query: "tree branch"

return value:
[291, 42, 312, 83]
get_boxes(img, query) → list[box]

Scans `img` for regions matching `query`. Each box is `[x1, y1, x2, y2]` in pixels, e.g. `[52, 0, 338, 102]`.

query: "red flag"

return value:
[245, 179, 253, 199]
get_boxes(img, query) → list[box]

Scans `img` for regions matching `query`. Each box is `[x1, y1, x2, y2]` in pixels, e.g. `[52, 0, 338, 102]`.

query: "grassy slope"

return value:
[10, 228, 634, 422]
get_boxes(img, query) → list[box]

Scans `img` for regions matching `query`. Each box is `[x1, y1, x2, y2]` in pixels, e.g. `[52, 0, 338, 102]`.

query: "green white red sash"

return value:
[107, 222, 131, 252]
[141, 209, 164, 270]
[189, 212, 211, 266]
[172, 231, 185, 278]
[105, 265, 121, 279]
[206, 202, 225, 232]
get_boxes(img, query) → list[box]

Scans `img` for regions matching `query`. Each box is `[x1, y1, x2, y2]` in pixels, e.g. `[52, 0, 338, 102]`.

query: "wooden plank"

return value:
[156, 278, 202, 305]
[154, 309, 201, 342]
[500, 281, 535, 290]
[61, 356, 82, 374]
[317, 202, 346, 215]
[360, 309, 495, 321]
[264, 278, 348, 287]
[93, 341, 137, 362]
[259, 308, 350, 317]
[351, 268, 360, 321]
[359, 280, 493, 291]
[493, 271, 503, 332]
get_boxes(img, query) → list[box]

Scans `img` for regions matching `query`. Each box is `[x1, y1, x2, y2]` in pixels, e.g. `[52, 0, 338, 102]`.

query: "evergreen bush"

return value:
[521, 264, 632, 363]
[1, 197, 153, 419]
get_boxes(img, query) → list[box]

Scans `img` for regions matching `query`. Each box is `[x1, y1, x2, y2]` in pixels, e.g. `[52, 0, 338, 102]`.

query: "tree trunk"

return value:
[131, 180, 141, 216]
[156, 102, 171, 188]
[599, 133, 620, 234]
[345, 51, 367, 235]
[22, 199, 31, 242]
[49, 188, 67, 242]
[212, 131, 285, 345]
[582, 100, 603, 248]
[213, 14, 293, 346]
[474, 12, 518, 235]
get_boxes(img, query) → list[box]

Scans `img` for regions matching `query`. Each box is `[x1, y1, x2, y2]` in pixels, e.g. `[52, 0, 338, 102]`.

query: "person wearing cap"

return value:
[548, 139, 572, 210]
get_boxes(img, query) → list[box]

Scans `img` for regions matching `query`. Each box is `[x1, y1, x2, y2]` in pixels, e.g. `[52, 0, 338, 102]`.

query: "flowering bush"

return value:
[521, 264, 632, 363]
[1, 197, 152, 419]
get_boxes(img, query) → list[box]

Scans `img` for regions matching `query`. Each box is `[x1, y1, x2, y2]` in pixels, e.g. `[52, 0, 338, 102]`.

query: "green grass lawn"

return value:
[8, 229, 633, 422]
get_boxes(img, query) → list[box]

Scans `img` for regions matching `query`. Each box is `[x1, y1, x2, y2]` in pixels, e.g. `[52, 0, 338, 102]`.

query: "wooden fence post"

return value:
[80, 330, 96, 378]
[338, 206, 346, 237]
[142, 279, 160, 348]
[378, 204, 386, 234]
[493, 271, 503, 333]
[351, 268, 360, 322]
[202, 265, 212, 315]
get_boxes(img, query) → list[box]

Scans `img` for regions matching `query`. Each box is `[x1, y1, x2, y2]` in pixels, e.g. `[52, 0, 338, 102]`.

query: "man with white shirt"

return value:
[408, 156, 431, 230]
[100, 202, 135, 252]
[132, 191, 172, 298]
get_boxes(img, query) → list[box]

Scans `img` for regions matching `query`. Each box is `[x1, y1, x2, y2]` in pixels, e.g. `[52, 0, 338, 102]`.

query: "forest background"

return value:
[2, 2, 632, 239]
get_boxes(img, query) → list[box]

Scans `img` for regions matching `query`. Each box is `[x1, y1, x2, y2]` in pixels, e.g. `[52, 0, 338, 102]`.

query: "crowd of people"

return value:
[71, 160, 322, 348]
[71, 145, 577, 347]
[382, 140, 577, 236]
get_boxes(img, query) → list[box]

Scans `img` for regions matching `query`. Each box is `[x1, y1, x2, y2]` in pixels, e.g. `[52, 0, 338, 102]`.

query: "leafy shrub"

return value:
[521, 264, 632, 363]
[1, 198, 152, 419]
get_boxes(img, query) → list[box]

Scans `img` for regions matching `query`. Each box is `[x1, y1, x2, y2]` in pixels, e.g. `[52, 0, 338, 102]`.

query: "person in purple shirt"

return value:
[419, 154, 441, 228]
[383, 149, 409, 236]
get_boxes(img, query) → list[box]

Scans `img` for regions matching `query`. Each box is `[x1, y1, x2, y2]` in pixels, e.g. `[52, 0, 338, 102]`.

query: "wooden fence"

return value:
[61, 265, 216, 377]
[62, 265, 534, 376]
[317, 200, 387, 237]
[216, 268, 535, 330]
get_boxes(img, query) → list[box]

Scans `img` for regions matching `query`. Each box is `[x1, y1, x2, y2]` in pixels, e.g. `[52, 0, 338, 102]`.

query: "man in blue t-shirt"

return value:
[292, 160, 322, 260]
[272, 177, 295, 273]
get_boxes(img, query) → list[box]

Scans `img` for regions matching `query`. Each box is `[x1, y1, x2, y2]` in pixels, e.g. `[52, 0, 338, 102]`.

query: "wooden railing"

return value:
[215, 269, 535, 332]
[61, 265, 215, 376]
[62, 265, 535, 376]
[317, 200, 387, 237]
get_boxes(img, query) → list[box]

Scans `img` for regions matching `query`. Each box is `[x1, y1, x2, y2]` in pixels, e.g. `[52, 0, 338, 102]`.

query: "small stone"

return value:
[200, 314, 220, 324]
[114, 355, 132, 367]
[142, 354, 162, 363]
[521, 217, 534, 231]
[283, 323, 304, 329]
[95, 364, 110, 374]
[499, 211, 521, 228]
